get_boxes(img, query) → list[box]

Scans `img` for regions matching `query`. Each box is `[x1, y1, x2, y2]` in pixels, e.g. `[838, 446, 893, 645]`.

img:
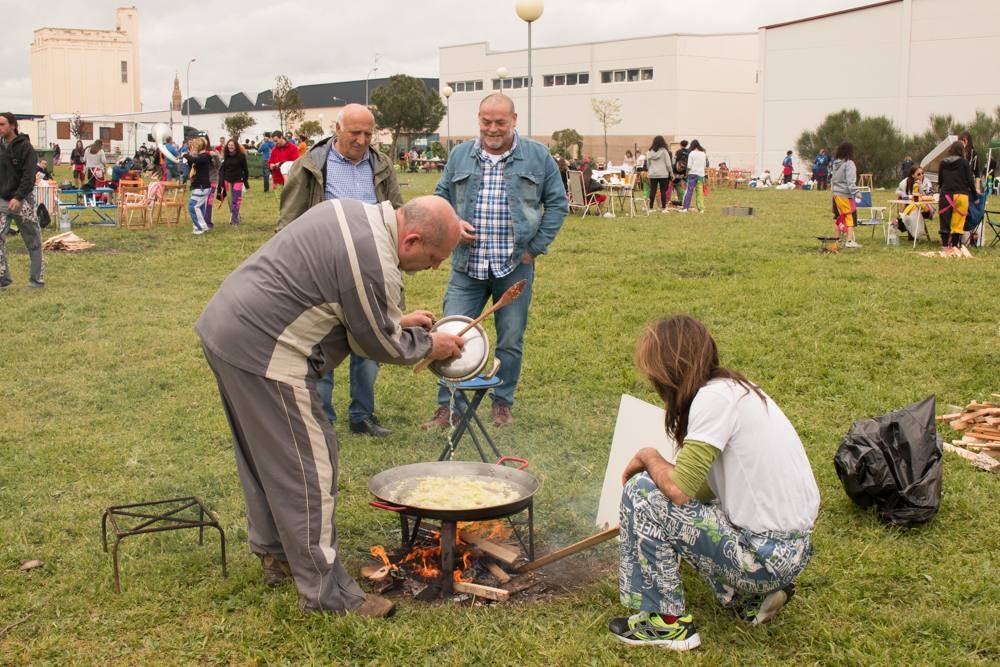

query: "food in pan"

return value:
[387, 475, 521, 510]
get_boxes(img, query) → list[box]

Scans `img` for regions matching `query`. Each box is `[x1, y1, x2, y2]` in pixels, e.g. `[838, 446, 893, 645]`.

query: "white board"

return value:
[594, 395, 679, 529]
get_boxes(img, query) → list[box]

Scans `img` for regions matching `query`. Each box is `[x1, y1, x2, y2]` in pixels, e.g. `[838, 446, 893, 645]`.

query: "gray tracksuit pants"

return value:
[203, 346, 365, 613]
[0, 195, 45, 285]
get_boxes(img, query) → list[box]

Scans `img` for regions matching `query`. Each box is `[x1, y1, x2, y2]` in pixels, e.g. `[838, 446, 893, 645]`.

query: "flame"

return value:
[369, 545, 398, 570]
[458, 520, 513, 541]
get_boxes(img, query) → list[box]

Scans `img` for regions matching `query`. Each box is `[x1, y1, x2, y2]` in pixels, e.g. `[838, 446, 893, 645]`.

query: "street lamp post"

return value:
[515, 0, 543, 139]
[185, 58, 197, 132]
[442, 86, 453, 155]
[365, 53, 380, 107]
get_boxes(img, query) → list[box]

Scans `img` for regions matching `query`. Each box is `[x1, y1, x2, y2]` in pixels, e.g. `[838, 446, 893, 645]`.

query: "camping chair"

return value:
[854, 181, 888, 242]
[155, 181, 185, 226]
[567, 170, 603, 217]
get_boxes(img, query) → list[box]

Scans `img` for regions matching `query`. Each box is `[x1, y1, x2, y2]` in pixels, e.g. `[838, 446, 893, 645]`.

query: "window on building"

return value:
[121, 61, 128, 83]
[447, 80, 483, 93]
[99, 127, 112, 142]
[490, 76, 530, 90]
[56, 122, 70, 140]
[542, 72, 589, 87]
[600, 68, 653, 84]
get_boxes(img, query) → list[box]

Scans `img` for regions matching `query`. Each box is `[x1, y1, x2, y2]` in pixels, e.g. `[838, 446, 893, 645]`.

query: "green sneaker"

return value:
[608, 611, 701, 650]
[737, 583, 795, 626]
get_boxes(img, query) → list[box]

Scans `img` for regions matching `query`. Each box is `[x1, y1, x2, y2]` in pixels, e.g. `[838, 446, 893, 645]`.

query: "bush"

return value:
[246, 152, 263, 175]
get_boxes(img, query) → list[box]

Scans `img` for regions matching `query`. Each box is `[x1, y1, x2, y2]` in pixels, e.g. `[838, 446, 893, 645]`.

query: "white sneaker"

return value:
[193, 228, 205, 235]
[844, 240, 862, 248]
[678, 209, 689, 213]
[698, 209, 705, 214]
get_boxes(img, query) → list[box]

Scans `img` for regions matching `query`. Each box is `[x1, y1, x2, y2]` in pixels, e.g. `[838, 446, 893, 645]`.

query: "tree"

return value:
[70, 114, 84, 141]
[370, 74, 446, 159]
[223, 112, 256, 140]
[550, 128, 583, 158]
[591, 98, 622, 162]
[296, 120, 323, 139]
[272, 75, 304, 133]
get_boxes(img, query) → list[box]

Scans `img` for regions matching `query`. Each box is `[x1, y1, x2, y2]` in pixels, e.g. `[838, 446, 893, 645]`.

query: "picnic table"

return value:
[57, 187, 117, 226]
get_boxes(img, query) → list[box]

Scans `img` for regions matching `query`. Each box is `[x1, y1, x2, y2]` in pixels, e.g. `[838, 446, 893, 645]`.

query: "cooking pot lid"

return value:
[429, 316, 489, 379]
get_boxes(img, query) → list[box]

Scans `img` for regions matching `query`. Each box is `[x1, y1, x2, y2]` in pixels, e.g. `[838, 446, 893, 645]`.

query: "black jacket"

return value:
[219, 151, 249, 186]
[0, 133, 38, 201]
[184, 152, 213, 189]
[937, 155, 977, 197]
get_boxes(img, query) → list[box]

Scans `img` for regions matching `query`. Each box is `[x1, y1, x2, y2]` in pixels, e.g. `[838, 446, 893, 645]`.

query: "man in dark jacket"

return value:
[0, 112, 44, 289]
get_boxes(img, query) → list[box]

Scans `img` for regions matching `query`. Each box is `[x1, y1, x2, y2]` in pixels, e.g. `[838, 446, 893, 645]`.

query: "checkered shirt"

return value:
[324, 143, 377, 204]
[467, 135, 517, 279]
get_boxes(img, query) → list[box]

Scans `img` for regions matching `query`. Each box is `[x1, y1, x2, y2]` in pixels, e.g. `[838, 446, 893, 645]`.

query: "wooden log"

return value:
[943, 442, 1000, 473]
[486, 562, 511, 584]
[360, 564, 392, 581]
[513, 527, 620, 574]
[453, 581, 510, 602]
[458, 529, 520, 565]
[936, 413, 962, 421]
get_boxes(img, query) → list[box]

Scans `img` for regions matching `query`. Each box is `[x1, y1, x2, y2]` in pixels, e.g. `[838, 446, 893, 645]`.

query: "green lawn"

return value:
[1, 169, 998, 665]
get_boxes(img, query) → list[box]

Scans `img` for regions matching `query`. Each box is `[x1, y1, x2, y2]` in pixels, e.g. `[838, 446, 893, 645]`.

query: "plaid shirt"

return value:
[467, 135, 517, 279]
[324, 143, 377, 204]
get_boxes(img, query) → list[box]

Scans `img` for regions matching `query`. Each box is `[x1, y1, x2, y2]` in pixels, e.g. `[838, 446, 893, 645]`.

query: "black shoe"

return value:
[349, 416, 391, 437]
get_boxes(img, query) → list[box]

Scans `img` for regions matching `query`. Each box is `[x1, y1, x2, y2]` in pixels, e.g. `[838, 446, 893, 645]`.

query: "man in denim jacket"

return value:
[423, 94, 568, 428]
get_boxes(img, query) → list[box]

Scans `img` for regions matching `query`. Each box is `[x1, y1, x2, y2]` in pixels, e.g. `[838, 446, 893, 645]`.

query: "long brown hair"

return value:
[634, 315, 764, 444]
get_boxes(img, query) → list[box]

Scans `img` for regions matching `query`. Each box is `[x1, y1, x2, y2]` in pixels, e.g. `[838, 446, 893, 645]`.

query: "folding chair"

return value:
[567, 170, 603, 217]
[116, 179, 144, 226]
[854, 187, 888, 242]
[622, 173, 649, 216]
[121, 192, 152, 230]
[985, 208, 1000, 248]
[155, 182, 185, 226]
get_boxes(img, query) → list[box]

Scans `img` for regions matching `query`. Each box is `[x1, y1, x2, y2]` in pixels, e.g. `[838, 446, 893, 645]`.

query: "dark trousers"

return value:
[262, 163, 271, 192]
[648, 177, 671, 209]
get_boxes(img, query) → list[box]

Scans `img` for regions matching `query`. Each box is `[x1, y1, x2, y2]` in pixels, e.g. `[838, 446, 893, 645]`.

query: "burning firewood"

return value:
[458, 529, 519, 565]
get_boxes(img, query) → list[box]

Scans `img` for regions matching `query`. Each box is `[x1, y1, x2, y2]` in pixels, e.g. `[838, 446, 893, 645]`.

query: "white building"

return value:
[439, 33, 759, 168]
[756, 0, 1000, 172]
[31, 7, 141, 116]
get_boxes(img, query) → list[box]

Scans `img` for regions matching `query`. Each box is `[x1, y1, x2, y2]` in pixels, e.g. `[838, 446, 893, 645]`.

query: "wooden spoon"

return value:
[413, 279, 528, 373]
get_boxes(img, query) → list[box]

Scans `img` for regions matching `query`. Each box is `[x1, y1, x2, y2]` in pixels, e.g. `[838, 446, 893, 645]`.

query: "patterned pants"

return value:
[0, 194, 45, 286]
[618, 473, 813, 617]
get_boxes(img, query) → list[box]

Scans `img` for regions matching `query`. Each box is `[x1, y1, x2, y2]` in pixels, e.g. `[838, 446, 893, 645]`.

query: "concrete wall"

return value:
[439, 33, 759, 168]
[756, 0, 1000, 172]
[31, 8, 141, 116]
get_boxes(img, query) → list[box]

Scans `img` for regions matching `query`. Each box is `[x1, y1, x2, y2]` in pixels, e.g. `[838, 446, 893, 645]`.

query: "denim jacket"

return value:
[434, 135, 568, 273]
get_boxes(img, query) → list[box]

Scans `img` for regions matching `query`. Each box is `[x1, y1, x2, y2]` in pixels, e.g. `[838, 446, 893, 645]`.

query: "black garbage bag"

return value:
[833, 395, 943, 526]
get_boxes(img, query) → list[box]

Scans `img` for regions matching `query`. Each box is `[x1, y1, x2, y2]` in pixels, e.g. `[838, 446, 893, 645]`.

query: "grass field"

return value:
[1, 168, 998, 665]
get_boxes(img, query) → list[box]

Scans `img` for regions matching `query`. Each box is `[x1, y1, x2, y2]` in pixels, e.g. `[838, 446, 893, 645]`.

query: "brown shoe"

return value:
[353, 593, 396, 618]
[421, 405, 456, 430]
[259, 553, 292, 587]
[492, 401, 514, 427]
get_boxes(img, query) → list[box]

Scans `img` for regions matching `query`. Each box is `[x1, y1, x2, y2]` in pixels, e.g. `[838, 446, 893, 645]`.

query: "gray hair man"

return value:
[196, 195, 465, 618]
[424, 93, 568, 428]
[277, 103, 404, 437]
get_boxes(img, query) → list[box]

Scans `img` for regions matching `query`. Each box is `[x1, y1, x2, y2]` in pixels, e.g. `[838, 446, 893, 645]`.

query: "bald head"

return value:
[396, 196, 462, 272]
[478, 94, 517, 155]
[335, 103, 375, 163]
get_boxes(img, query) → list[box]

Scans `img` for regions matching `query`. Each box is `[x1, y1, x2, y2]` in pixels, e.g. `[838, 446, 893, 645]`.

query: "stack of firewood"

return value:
[937, 397, 1000, 472]
[41, 232, 94, 252]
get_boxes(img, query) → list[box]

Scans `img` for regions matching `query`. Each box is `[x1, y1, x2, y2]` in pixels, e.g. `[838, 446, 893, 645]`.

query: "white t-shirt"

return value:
[685, 379, 819, 533]
[686, 149, 707, 177]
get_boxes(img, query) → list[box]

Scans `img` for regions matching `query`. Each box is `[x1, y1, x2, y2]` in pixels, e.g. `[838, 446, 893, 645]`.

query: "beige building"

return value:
[756, 0, 1000, 172]
[31, 7, 141, 116]
[438, 33, 760, 168]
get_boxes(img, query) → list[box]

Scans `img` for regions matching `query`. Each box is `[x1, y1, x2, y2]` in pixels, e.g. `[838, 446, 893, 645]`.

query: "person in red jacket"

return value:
[267, 133, 300, 187]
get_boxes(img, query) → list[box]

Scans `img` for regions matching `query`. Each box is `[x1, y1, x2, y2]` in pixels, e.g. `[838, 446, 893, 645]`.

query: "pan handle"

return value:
[369, 500, 406, 512]
[496, 455, 529, 470]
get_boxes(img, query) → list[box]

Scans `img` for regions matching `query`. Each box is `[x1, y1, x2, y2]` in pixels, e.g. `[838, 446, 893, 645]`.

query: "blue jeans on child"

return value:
[618, 473, 813, 617]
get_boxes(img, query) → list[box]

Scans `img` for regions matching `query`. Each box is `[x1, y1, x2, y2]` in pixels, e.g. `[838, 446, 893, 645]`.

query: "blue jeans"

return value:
[187, 187, 211, 231]
[436, 261, 534, 408]
[317, 354, 379, 423]
[262, 163, 270, 192]
[619, 473, 813, 616]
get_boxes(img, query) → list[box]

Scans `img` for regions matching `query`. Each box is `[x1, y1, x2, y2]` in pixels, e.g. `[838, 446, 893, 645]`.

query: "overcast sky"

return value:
[5, 0, 865, 113]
